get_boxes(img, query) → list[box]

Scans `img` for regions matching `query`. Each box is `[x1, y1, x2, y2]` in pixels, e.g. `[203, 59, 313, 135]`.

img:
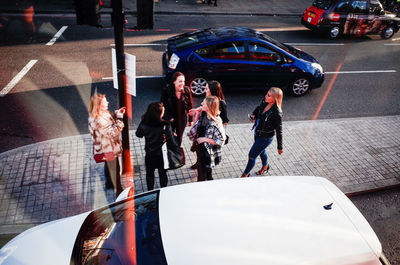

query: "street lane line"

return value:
[384, 43, 400, 45]
[103, 71, 395, 79]
[325, 70, 396, 74]
[102, 75, 163, 80]
[0, 60, 37, 97]
[256, 26, 306, 32]
[110, 43, 166, 47]
[46, 26, 68, 46]
[285, 43, 345, 46]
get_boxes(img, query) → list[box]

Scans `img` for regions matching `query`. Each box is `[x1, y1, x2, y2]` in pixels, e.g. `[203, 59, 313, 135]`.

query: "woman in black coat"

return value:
[136, 102, 177, 191]
[160, 72, 193, 145]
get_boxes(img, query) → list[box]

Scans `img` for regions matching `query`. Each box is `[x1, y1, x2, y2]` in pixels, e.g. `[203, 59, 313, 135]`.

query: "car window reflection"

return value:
[71, 191, 167, 265]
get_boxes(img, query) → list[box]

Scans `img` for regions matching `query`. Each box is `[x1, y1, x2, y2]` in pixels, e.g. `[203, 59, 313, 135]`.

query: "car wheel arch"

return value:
[381, 24, 396, 39]
[328, 25, 343, 39]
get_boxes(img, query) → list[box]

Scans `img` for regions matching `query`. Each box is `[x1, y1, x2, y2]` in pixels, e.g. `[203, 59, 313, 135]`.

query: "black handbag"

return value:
[162, 126, 185, 170]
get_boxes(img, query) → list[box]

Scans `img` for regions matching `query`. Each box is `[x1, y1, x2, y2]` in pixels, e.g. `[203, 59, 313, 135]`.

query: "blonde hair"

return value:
[204, 96, 220, 122]
[89, 93, 106, 118]
[269, 87, 283, 110]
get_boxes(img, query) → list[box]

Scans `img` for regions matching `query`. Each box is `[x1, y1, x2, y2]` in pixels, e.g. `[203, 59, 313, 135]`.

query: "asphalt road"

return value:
[350, 188, 400, 265]
[1, 15, 399, 153]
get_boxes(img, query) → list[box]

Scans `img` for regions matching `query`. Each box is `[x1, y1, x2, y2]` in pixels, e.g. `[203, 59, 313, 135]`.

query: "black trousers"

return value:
[196, 145, 213, 181]
[145, 154, 168, 191]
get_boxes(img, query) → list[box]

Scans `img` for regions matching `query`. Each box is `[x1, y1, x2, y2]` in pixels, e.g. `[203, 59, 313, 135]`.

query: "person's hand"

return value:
[189, 107, 201, 116]
[278, 149, 284, 155]
[170, 118, 174, 123]
[196, 137, 206, 144]
[119, 107, 126, 114]
[188, 109, 196, 116]
[248, 114, 255, 123]
[117, 107, 126, 118]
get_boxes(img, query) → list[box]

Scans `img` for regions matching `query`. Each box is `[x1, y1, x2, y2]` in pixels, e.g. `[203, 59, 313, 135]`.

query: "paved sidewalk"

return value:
[0, 115, 399, 233]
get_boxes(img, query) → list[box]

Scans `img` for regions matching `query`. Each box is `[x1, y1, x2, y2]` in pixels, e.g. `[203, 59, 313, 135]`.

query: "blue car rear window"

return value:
[313, 0, 333, 10]
[174, 35, 201, 49]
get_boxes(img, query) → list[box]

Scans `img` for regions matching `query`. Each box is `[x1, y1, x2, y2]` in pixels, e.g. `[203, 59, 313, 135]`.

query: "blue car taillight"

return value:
[168, 53, 180, 70]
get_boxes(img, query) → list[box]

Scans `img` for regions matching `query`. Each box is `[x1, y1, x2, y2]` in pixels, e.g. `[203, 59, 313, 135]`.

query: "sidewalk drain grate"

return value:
[21, 154, 70, 186]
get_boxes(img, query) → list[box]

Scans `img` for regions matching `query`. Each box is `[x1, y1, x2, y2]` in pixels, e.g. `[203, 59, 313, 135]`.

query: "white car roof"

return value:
[158, 176, 382, 265]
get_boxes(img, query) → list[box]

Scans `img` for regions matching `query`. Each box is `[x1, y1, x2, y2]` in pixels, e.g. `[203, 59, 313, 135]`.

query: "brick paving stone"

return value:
[0, 116, 399, 227]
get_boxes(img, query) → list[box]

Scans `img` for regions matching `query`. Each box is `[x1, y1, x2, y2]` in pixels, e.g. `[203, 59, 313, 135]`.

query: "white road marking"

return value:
[285, 43, 345, 46]
[255, 26, 306, 32]
[103, 71, 397, 80]
[325, 70, 396, 74]
[0, 60, 38, 97]
[46, 26, 68, 46]
[384, 43, 400, 45]
[110, 43, 166, 47]
[102, 75, 163, 80]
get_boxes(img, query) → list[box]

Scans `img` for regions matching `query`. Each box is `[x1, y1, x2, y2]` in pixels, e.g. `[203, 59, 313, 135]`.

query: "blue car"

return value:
[162, 27, 324, 96]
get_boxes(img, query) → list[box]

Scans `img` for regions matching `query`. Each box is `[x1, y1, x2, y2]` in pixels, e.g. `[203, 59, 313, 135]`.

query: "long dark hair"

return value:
[142, 102, 165, 125]
[208, 80, 225, 100]
[171, 72, 185, 84]
[168, 72, 188, 94]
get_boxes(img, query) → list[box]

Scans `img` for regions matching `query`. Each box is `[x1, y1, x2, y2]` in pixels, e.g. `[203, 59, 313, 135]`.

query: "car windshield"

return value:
[257, 32, 298, 56]
[70, 191, 167, 265]
[312, 0, 333, 10]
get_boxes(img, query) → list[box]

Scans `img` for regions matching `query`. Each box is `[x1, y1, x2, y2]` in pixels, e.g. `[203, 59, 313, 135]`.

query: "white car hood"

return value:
[0, 212, 90, 265]
[159, 176, 382, 265]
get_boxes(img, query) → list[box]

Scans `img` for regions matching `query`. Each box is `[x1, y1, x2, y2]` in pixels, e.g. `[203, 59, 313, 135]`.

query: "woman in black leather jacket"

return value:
[241, 87, 284, 178]
[136, 102, 177, 190]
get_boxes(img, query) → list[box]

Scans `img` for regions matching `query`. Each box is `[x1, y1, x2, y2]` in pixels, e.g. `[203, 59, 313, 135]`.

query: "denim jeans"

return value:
[243, 136, 274, 175]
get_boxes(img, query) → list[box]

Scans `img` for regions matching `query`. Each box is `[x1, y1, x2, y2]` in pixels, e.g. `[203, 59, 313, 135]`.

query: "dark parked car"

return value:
[301, 0, 400, 39]
[162, 27, 324, 96]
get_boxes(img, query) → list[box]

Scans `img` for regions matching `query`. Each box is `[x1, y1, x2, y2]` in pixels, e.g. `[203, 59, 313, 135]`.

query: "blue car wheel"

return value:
[190, 77, 207, 96]
[290, 77, 311, 96]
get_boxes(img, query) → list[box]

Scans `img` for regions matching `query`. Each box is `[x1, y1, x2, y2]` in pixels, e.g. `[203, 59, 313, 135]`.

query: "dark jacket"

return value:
[252, 101, 283, 150]
[160, 84, 193, 121]
[136, 120, 177, 156]
[219, 99, 229, 124]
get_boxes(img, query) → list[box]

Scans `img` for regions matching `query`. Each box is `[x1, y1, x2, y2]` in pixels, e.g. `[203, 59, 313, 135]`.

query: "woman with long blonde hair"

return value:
[241, 87, 284, 178]
[89, 93, 126, 195]
[188, 96, 226, 181]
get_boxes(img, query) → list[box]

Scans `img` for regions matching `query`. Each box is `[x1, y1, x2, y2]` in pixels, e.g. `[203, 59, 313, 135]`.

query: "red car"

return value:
[302, 0, 400, 39]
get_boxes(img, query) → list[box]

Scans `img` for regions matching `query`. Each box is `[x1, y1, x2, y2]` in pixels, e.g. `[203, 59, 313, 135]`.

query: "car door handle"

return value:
[227, 68, 237, 71]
